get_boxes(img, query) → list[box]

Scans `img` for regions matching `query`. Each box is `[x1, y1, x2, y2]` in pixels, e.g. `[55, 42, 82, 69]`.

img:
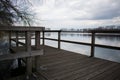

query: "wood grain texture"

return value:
[4, 46, 120, 80]
[35, 46, 120, 80]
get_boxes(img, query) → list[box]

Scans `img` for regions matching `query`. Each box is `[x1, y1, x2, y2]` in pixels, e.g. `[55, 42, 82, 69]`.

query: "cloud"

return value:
[32, 0, 120, 20]
[29, 0, 120, 28]
[67, 0, 120, 20]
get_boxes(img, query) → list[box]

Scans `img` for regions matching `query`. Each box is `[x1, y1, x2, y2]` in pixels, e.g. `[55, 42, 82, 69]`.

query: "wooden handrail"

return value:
[42, 30, 120, 57]
[43, 30, 61, 32]
[0, 26, 45, 31]
[61, 30, 120, 33]
[13, 36, 120, 50]
[44, 38, 120, 50]
[11, 30, 120, 57]
[11, 39, 26, 46]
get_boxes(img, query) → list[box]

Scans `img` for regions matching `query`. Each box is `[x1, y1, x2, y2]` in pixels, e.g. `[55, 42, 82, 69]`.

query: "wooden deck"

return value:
[7, 45, 120, 80]
[32, 46, 120, 80]
[1, 26, 120, 80]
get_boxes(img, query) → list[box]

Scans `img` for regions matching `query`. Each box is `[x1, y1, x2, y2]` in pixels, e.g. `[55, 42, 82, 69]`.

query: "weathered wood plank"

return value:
[35, 31, 40, 49]
[39, 52, 84, 65]
[0, 26, 45, 31]
[42, 31, 45, 45]
[11, 39, 26, 46]
[40, 57, 98, 76]
[9, 31, 12, 48]
[58, 31, 61, 49]
[75, 62, 118, 80]
[44, 38, 120, 50]
[2, 46, 120, 80]
[0, 49, 43, 61]
[15, 31, 19, 47]
[34, 46, 120, 80]
[25, 31, 31, 52]
[50, 58, 107, 80]
[90, 32, 95, 57]
[89, 63, 120, 80]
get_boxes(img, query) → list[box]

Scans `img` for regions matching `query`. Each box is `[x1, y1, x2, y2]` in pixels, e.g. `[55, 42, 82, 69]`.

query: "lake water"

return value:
[43, 33, 120, 63]
[1, 33, 120, 63]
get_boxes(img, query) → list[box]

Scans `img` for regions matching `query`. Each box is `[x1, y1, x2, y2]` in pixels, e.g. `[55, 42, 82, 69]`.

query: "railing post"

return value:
[90, 32, 95, 57]
[25, 31, 32, 77]
[35, 31, 40, 49]
[58, 31, 61, 49]
[16, 31, 19, 47]
[25, 31, 27, 48]
[42, 31, 45, 45]
[9, 31, 11, 48]
[16, 31, 22, 68]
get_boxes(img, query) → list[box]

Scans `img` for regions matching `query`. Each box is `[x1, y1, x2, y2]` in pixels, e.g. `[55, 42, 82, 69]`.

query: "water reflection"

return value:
[96, 35, 120, 41]
[45, 33, 120, 47]
[45, 33, 120, 63]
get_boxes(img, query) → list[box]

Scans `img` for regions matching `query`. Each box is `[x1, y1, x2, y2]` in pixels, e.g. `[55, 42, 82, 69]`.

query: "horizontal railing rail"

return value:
[44, 38, 120, 50]
[11, 38, 26, 46]
[11, 30, 120, 57]
[61, 30, 120, 33]
[43, 30, 120, 57]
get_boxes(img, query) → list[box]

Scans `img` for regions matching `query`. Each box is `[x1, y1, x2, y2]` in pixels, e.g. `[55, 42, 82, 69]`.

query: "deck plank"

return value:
[52, 59, 109, 80]
[5, 46, 120, 80]
[89, 63, 120, 80]
[0, 50, 43, 61]
[75, 62, 118, 80]
[36, 46, 120, 80]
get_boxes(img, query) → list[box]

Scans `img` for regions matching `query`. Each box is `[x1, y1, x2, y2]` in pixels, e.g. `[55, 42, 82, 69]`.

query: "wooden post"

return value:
[58, 31, 61, 49]
[16, 31, 22, 68]
[25, 32, 27, 49]
[90, 32, 95, 57]
[35, 31, 40, 49]
[16, 31, 19, 47]
[25, 31, 32, 76]
[9, 31, 11, 48]
[26, 31, 31, 52]
[42, 31, 45, 45]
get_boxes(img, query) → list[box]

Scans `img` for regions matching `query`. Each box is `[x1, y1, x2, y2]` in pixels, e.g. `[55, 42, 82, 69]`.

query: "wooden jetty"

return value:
[30, 46, 120, 80]
[0, 26, 120, 80]
[8, 46, 120, 80]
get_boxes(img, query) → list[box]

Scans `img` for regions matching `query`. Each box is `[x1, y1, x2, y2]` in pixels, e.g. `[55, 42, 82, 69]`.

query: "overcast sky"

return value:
[30, 0, 120, 29]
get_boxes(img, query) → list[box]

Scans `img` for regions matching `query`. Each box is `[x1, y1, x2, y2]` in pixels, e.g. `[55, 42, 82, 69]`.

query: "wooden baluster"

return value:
[9, 31, 11, 48]
[42, 31, 45, 46]
[90, 32, 95, 57]
[25, 31, 32, 77]
[16, 31, 22, 68]
[35, 31, 40, 49]
[58, 31, 61, 49]
[16, 31, 18, 47]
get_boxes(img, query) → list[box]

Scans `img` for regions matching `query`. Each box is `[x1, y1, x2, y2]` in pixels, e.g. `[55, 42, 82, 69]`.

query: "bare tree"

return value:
[0, 0, 33, 26]
[0, 0, 34, 38]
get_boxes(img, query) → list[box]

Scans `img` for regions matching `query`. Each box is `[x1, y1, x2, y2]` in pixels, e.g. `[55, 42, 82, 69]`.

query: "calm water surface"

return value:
[44, 33, 120, 63]
[1, 33, 119, 63]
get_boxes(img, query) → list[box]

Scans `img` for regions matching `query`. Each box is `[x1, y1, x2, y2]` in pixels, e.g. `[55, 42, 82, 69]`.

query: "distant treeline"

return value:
[60, 33, 120, 37]
[60, 25, 120, 32]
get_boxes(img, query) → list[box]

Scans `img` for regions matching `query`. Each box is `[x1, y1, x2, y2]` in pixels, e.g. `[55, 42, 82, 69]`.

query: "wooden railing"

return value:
[10, 30, 120, 57]
[43, 30, 120, 57]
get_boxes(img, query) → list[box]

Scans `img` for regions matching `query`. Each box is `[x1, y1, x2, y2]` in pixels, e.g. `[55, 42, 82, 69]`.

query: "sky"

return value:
[29, 0, 120, 29]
